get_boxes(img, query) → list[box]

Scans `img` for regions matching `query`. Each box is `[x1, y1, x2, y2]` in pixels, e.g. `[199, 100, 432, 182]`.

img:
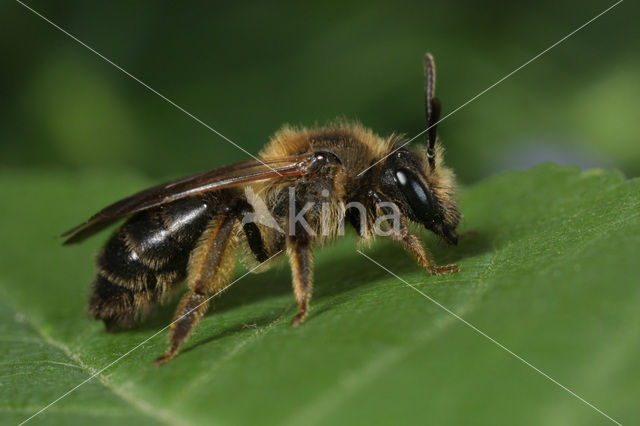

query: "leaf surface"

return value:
[1, 164, 638, 425]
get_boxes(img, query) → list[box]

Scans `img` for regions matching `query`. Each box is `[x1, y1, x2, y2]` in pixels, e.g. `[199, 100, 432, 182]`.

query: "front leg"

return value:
[287, 234, 313, 326]
[397, 231, 459, 275]
[371, 191, 458, 275]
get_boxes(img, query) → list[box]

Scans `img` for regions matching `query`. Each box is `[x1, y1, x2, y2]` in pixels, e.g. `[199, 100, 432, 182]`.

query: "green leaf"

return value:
[1, 164, 638, 425]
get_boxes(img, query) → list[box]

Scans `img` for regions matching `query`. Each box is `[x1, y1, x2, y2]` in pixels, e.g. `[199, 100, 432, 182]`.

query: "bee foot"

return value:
[459, 229, 478, 241]
[291, 311, 307, 327]
[428, 264, 460, 275]
[291, 314, 305, 327]
[153, 354, 172, 366]
[153, 343, 179, 366]
[291, 300, 308, 327]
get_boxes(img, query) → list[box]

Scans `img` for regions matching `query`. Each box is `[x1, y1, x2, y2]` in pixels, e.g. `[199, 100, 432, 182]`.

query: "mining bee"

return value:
[62, 53, 461, 364]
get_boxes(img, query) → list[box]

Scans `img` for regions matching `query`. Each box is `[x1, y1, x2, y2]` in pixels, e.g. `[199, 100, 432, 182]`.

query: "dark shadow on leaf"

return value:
[179, 312, 285, 357]
[131, 227, 494, 334]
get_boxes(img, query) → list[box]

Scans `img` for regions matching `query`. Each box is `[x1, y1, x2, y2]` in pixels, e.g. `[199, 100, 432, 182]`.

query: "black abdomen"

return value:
[89, 194, 220, 329]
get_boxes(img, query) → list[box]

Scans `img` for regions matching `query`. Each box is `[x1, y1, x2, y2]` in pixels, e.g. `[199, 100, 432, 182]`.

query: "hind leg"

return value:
[154, 206, 240, 365]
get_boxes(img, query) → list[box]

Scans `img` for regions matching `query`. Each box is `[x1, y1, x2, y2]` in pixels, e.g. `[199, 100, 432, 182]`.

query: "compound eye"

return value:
[394, 168, 434, 223]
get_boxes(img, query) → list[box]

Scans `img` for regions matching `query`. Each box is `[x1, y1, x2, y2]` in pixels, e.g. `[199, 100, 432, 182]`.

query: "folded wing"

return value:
[61, 155, 310, 244]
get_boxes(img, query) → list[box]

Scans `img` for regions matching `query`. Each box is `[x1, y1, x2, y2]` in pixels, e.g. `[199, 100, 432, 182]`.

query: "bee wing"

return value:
[61, 154, 310, 244]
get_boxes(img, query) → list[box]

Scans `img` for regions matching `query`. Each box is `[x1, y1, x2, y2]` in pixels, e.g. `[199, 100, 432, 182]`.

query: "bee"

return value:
[62, 53, 461, 364]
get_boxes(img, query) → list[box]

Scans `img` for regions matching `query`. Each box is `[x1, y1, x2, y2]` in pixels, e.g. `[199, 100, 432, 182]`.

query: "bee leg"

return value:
[154, 289, 210, 365]
[458, 229, 478, 241]
[154, 205, 240, 365]
[373, 192, 458, 275]
[398, 231, 459, 274]
[287, 235, 313, 327]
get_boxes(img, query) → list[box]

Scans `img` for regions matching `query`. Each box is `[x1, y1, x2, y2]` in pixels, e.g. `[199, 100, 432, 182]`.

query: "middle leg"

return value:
[287, 234, 313, 327]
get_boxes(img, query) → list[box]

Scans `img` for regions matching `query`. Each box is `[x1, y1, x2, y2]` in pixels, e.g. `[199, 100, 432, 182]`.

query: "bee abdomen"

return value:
[89, 196, 215, 329]
[89, 273, 140, 330]
[96, 227, 187, 293]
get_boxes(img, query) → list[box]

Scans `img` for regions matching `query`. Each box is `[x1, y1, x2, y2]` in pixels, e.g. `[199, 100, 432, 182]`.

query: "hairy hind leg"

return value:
[154, 206, 240, 365]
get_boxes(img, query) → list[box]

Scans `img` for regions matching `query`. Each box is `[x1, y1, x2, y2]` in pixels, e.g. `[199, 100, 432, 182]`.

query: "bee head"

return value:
[379, 147, 460, 245]
[377, 53, 460, 245]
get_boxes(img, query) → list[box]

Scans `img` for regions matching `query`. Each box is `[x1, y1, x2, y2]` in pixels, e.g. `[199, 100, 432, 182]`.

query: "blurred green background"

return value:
[2, 0, 638, 184]
[1, 2, 639, 425]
